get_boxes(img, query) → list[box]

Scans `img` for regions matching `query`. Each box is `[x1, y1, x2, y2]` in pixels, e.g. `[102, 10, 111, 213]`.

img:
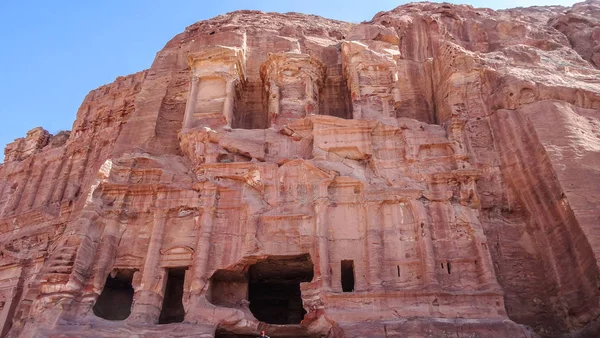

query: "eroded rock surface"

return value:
[1, 1, 599, 337]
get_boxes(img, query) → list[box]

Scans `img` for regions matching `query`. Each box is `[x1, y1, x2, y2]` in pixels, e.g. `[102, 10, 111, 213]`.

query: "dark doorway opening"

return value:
[93, 269, 135, 320]
[159, 267, 187, 324]
[248, 254, 314, 325]
[341, 260, 355, 292]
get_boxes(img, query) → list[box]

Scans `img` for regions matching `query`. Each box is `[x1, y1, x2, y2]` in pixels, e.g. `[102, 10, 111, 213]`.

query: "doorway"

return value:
[93, 269, 135, 320]
[341, 260, 355, 292]
[248, 255, 314, 324]
[159, 267, 187, 324]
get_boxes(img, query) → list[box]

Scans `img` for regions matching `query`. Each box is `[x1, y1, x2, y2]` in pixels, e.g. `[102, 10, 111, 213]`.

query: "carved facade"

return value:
[261, 52, 326, 126]
[1, 2, 600, 337]
[184, 46, 246, 129]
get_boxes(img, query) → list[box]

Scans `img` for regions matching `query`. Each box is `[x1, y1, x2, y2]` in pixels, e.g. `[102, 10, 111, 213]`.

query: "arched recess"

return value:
[93, 269, 136, 320]
[207, 254, 315, 325]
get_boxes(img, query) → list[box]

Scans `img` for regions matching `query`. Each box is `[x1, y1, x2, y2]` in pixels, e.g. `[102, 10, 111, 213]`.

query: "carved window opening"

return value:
[341, 260, 355, 292]
[397, 265, 401, 277]
[248, 254, 314, 325]
[92, 269, 135, 320]
[159, 267, 187, 324]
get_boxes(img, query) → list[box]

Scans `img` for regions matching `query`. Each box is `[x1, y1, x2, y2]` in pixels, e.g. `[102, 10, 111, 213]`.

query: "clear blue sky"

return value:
[0, 0, 579, 157]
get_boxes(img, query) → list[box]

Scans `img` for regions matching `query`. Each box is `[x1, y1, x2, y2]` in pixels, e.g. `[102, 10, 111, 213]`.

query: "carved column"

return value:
[23, 162, 45, 210]
[475, 234, 499, 289]
[129, 210, 167, 324]
[461, 187, 499, 289]
[71, 215, 122, 315]
[0, 267, 22, 338]
[409, 200, 438, 288]
[189, 207, 216, 292]
[1, 158, 33, 216]
[182, 183, 217, 321]
[357, 202, 370, 292]
[446, 115, 470, 170]
[365, 202, 382, 290]
[183, 76, 200, 130]
[51, 154, 74, 204]
[305, 77, 318, 115]
[65, 145, 92, 202]
[90, 216, 121, 292]
[348, 68, 362, 120]
[39, 148, 67, 206]
[223, 78, 236, 127]
[267, 83, 280, 124]
[314, 198, 331, 291]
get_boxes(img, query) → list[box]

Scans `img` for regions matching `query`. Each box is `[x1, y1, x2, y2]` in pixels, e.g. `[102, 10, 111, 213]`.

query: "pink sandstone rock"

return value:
[1, 1, 599, 337]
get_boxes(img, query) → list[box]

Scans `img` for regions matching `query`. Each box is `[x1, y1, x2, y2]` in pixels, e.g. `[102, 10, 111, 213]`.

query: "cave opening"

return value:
[248, 254, 314, 325]
[92, 269, 135, 320]
[159, 267, 187, 324]
[341, 260, 355, 292]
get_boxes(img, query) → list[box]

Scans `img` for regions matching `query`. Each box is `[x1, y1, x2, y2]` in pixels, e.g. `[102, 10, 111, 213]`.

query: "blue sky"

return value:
[0, 0, 579, 157]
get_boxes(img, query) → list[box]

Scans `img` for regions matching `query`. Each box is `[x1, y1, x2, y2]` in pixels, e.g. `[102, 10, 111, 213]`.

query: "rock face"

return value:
[1, 1, 599, 337]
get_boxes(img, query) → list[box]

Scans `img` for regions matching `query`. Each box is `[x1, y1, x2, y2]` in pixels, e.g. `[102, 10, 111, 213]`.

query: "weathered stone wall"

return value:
[1, 1, 599, 338]
[0, 71, 146, 337]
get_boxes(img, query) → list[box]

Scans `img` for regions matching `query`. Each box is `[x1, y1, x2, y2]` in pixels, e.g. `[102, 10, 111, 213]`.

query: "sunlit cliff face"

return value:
[1, 1, 600, 337]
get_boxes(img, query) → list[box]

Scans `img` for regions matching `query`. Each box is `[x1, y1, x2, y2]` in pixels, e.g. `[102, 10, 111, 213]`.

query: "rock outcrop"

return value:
[1, 1, 599, 337]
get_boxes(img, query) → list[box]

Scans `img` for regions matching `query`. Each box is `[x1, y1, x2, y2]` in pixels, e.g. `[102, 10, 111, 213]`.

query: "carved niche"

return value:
[184, 46, 246, 129]
[341, 41, 401, 121]
[260, 52, 326, 126]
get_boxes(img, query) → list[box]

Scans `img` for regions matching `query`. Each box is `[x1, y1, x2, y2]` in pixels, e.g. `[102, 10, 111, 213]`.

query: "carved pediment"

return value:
[187, 45, 246, 81]
[260, 52, 326, 85]
[160, 246, 194, 256]
[160, 246, 194, 268]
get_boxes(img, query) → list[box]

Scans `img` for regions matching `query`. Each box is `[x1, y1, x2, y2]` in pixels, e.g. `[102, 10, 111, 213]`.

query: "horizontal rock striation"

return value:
[0, 1, 599, 337]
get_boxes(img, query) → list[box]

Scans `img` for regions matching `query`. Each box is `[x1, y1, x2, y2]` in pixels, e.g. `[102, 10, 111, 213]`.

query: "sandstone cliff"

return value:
[0, 1, 599, 337]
